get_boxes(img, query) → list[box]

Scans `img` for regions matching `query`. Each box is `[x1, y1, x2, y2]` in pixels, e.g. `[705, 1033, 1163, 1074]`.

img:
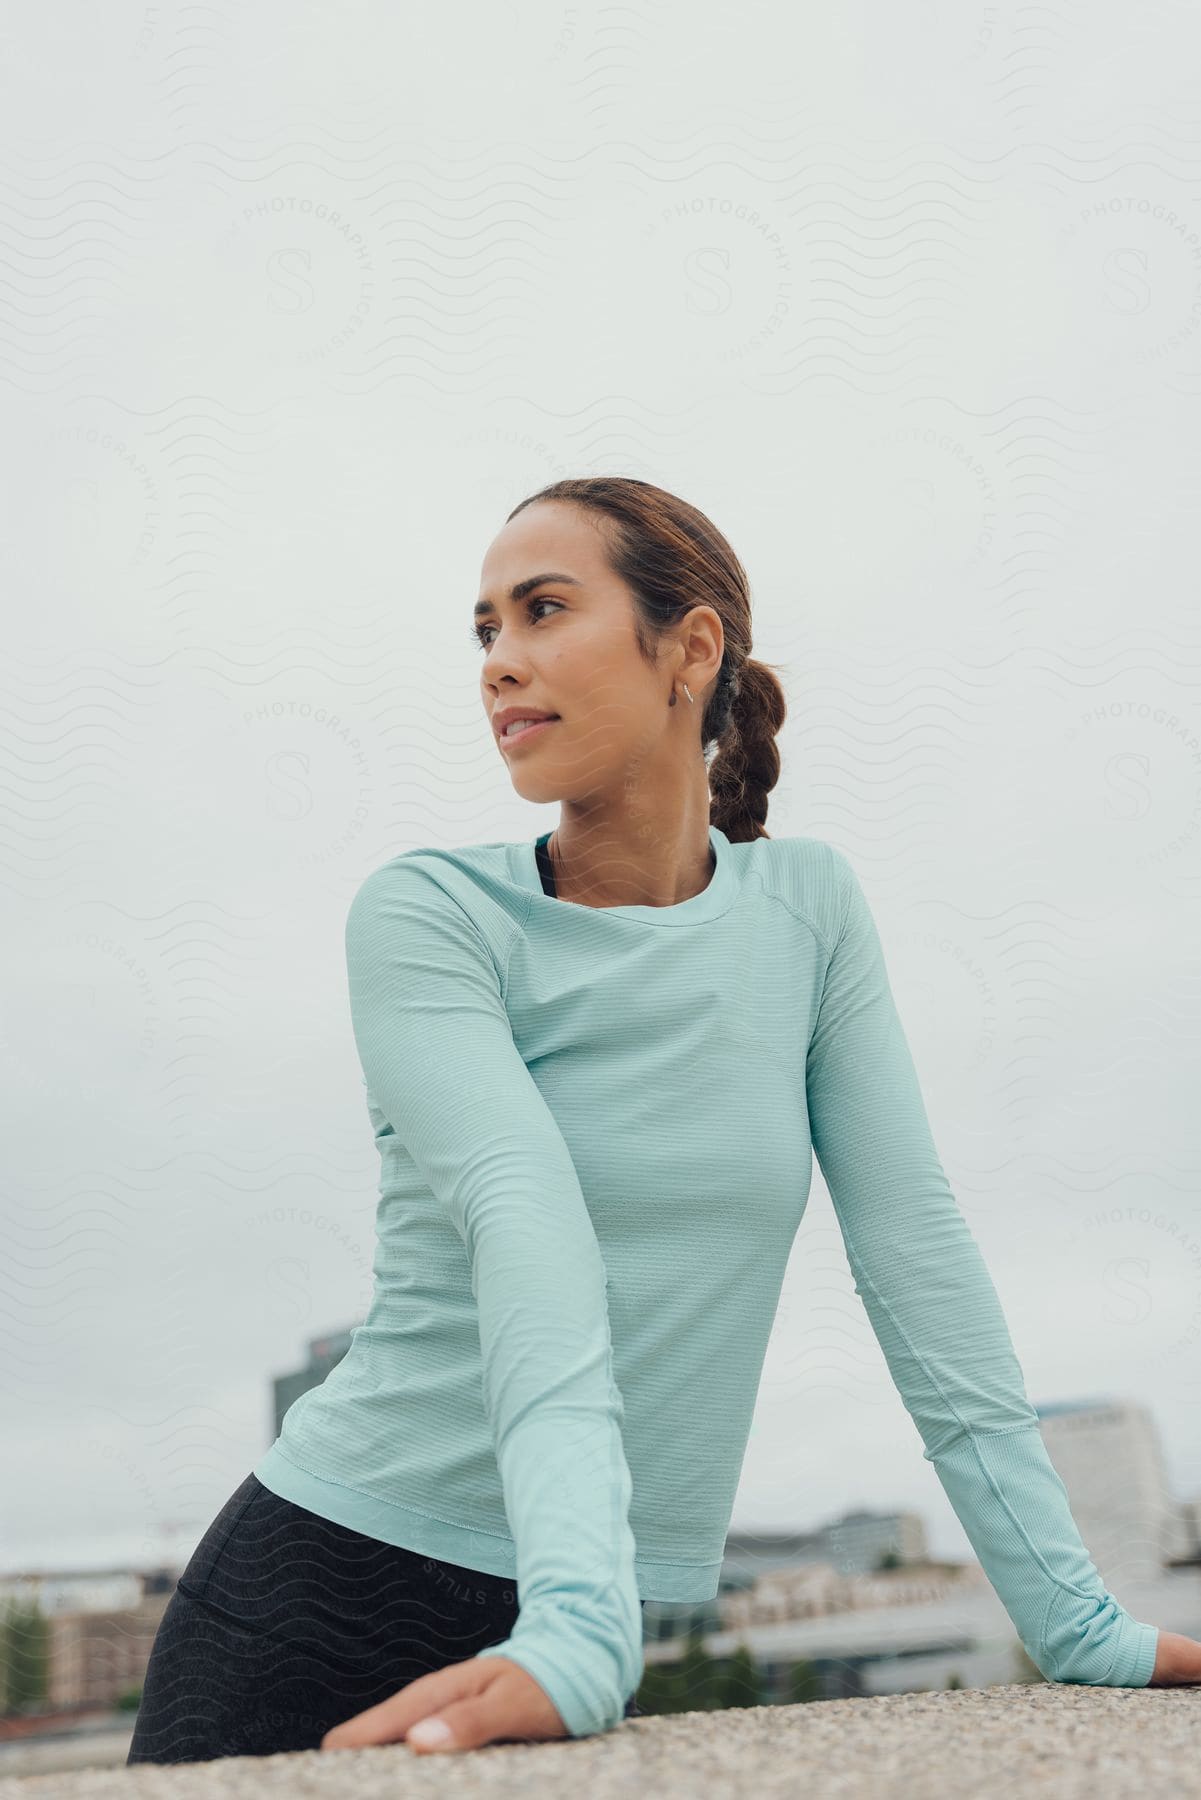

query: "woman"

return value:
[129, 476, 1200, 1764]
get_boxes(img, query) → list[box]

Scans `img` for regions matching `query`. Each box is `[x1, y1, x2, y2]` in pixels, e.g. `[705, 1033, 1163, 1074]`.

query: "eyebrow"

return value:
[474, 572, 583, 620]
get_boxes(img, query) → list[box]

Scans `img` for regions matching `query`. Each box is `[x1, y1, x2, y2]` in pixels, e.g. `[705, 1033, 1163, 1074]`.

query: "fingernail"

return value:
[409, 1718, 454, 1749]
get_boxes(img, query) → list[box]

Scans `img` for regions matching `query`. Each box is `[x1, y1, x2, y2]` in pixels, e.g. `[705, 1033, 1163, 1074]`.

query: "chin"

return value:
[508, 775, 563, 803]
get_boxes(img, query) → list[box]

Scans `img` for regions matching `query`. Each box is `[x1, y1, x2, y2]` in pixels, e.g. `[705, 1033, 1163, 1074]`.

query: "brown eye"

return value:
[472, 598, 562, 650]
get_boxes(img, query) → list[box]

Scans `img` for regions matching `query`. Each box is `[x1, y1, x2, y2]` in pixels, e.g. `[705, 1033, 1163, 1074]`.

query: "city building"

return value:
[644, 1512, 929, 1643]
[1035, 1397, 1182, 1586]
[1168, 1497, 1201, 1565]
[0, 1576, 142, 1617]
[46, 1598, 170, 1712]
[721, 1557, 988, 1632]
[269, 1327, 356, 1438]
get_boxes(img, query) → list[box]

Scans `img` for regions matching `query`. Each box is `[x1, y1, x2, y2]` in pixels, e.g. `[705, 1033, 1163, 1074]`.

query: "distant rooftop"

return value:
[1033, 1397, 1119, 1418]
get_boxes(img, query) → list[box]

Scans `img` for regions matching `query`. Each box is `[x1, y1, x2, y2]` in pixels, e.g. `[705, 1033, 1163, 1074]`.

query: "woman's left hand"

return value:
[320, 1654, 570, 1755]
[1148, 1630, 1201, 1685]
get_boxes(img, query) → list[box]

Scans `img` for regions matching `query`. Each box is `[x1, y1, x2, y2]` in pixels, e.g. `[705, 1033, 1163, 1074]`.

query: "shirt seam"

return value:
[844, 1249, 1115, 1614]
[516, 845, 742, 928]
[1037, 1586, 1062, 1680]
[510, 889, 534, 999]
[762, 849, 849, 1033]
[267, 1443, 720, 1570]
[269, 1441, 523, 1544]
[921, 1420, 1039, 1460]
[761, 883, 842, 963]
[1036, 1580, 1139, 1685]
[364, 858, 517, 1002]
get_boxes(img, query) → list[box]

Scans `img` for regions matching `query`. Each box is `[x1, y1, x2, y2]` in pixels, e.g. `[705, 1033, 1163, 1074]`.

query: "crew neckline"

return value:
[518, 824, 736, 925]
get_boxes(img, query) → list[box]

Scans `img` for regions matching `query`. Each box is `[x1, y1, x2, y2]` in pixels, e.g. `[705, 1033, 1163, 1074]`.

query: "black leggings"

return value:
[127, 1473, 643, 1764]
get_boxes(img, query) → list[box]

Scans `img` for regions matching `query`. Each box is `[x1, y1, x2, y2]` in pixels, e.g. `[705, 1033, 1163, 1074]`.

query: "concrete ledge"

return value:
[2, 1685, 1199, 1800]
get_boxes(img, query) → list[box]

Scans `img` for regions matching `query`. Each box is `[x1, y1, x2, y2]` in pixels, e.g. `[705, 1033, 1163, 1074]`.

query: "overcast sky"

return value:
[4, 5, 1200, 1586]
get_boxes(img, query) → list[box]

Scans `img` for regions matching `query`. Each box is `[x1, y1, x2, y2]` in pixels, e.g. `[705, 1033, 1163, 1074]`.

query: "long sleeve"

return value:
[344, 858, 644, 1737]
[804, 849, 1160, 1688]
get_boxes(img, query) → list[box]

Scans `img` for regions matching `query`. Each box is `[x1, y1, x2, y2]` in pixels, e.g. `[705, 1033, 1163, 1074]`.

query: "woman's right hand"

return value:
[1147, 1630, 1201, 1685]
[321, 1652, 570, 1755]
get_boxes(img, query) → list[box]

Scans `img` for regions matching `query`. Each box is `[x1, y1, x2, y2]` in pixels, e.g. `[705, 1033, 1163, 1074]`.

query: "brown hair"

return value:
[504, 477, 788, 843]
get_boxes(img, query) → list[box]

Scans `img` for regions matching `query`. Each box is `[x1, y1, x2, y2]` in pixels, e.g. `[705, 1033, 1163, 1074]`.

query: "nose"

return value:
[481, 635, 532, 691]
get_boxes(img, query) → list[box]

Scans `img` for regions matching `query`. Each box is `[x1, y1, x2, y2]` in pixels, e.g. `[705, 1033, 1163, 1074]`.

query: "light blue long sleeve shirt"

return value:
[253, 825, 1160, 1735]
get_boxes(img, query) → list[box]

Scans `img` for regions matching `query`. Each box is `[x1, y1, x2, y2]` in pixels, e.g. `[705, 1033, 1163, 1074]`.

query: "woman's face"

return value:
[475, 501, 681, 806]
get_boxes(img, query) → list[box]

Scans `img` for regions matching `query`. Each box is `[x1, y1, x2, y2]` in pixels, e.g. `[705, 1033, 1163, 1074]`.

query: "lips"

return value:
[498, 716, 559, 749]
[494, 709, 560, 738]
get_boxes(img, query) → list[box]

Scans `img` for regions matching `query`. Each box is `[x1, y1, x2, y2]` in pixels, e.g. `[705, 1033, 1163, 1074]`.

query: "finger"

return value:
[406, 1686, 542, 1755]
[406, 1698, 480, 1754]
[321, 1663, 481, 1750]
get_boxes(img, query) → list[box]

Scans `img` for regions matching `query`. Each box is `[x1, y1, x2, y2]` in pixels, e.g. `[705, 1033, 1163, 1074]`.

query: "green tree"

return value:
[0, 1598, 50, 1715]
[634, 1659, 681, 1714]
[635, 1625, 762, 1716]
[115, 1689, 143, 1712]
[944, 1670, 964, 1689]
[716, 1643, 762, 1709]
[785, 1655, 823, 1703]
[674, 1624, 725, 1712]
